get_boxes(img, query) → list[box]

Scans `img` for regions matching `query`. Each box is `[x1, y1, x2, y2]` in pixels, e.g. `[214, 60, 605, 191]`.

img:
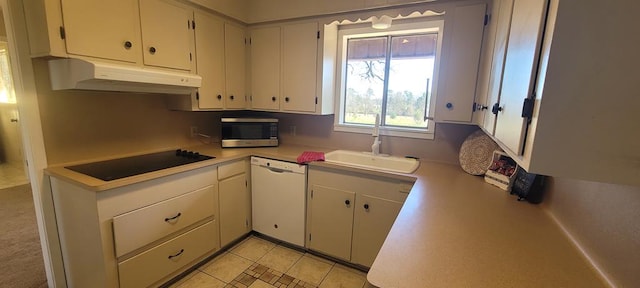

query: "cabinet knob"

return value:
[124, 41, 132, 49]
[230, 95, 235, 100]
[285, 97, 290, 102]
[364, 204, 369, 210]
[149, 46, 157, 54]
[271, 96, 277, 102]
[446, 102, 453, 109]
[217, 95, 222, 100]
[345, 200, 350, 206]
[491, 103, 503, 115]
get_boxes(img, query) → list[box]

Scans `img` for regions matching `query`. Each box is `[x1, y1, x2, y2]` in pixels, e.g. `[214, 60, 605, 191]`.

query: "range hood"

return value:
[48, 58, 201, 95]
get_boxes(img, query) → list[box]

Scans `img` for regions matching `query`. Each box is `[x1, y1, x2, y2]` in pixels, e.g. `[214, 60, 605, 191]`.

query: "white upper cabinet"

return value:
[250, 26, 281, 111]
[249, 21, 335, 115]
[224, 23, 248, 110]
[435, 3, 487, 123]
[60, 0, 140, 63]
[492, 0, 547, 154]
[24, 0, 194, 72]
[282, 22, 318, 113]
[24, 0, 142, 62]
[477, 0, 640, 186]
[194, 11, 225, 109]
[139, 0, 194, 71]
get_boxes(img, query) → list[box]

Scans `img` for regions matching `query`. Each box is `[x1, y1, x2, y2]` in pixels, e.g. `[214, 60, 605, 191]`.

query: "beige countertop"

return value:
[45, 144, 607, 287]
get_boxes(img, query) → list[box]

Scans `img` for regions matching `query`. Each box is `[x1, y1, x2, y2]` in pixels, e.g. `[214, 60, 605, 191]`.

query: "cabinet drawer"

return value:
[118, 221, 217, 288]
[218, 160, 246, 180]
[113, 186, 215, 257]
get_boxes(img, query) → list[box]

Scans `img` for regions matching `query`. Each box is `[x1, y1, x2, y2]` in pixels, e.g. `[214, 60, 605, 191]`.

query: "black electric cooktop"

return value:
[66, 149, 214, 181]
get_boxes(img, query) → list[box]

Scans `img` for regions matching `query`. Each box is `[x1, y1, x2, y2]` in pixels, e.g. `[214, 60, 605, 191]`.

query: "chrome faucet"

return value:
[371, 114, 381, 156]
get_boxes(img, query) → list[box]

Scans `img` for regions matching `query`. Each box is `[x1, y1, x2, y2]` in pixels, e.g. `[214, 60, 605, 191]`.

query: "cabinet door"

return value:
[194, 11, 224, 109]
[225, 23, 248, 109]
[482, 0, 515, 134]
[219, 173, 250, 247]
[139, 0, 193, 71]
[250, 26, 280, 110]
[351, 194, 402, 267]
[282, 22, 318, 113]
[494, 0, 548, 154]
[436, 4, 486, 122]
[308, 185, 355, 261]
[61, 0, 139, 63]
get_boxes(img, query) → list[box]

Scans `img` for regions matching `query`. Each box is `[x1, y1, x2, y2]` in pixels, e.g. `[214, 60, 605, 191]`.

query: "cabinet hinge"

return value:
[59, 26, 66, 40]
[311, 190, 313, 198]
[522, 98, 535, 119]
[245, 219, 249, 227]
[309, 234, 312, 241]
[196, 92, 199, 100]
[484, 14, 489, 26]
[192, 20, 196, 29]
[317, 31, 320, 39]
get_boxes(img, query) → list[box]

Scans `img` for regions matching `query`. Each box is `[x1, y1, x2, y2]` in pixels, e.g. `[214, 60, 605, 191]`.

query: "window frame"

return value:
[334, 19, 444, 140]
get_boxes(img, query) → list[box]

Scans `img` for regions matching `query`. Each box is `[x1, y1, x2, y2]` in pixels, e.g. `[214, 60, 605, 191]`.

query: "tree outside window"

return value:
[343, 33, 437, 129]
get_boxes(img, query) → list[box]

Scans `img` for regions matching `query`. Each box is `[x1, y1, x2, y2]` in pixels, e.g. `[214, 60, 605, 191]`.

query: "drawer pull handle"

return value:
[168, 249, 184, 260]
[164, 212, 182, 222]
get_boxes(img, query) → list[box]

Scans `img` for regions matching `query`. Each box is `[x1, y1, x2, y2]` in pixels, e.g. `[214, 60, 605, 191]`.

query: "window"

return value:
[0, 42, 15, 104]
[335, 20, 444, 139]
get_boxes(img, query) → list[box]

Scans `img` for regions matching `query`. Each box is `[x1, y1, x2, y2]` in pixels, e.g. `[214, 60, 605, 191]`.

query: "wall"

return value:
[246, 0, 437, 23]
[543, 178, 640, 287]
[32, 59, 219, 165]
[275, 113, 477, 164]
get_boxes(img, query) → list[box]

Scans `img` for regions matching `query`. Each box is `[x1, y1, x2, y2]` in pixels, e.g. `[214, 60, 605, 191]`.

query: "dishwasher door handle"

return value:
[264, 166, 288, 173]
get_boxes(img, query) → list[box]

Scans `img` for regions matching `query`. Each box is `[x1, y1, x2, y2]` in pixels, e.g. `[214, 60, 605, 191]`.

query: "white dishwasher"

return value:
[251, 156, 307, 247]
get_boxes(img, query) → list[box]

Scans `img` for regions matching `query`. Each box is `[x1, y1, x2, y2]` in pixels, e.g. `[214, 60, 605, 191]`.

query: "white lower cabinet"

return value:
[50, 165, 220, 288]
[218, 159, 251, 247]
[117, 221, 217, 288]
[308, 185, 355, 261]
[306, 166, 413, 267]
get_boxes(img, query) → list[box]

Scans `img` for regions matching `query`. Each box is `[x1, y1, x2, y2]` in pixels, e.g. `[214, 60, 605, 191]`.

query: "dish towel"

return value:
[297, 151, 325, 164]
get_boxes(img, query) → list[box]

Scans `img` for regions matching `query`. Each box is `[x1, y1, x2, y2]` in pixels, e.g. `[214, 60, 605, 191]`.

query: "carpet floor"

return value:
[0, 184, 47, 288]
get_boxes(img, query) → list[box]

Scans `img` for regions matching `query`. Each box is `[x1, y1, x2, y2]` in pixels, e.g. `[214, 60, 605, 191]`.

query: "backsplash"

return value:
[544, 177, 640, 287]
[33, 59, 219, 165]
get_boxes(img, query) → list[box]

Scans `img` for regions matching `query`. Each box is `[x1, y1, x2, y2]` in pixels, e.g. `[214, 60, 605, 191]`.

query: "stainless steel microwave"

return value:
[221, 118, 279, 148]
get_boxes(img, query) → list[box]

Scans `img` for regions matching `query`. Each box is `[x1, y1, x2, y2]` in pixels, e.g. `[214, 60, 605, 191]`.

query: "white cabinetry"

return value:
[193, 11, 225, 109]
[56, 0, 140, 63]
[476, 0, 640, 186]
[218, 159, 251, 247]
[139, 0, 194, 71]
[282, 22, 319, 113]
[435, 3, 487, 123]
[249, 21, 336, 114]
[250, 26, 281, 111]
[306, 166, 412, 267]
[49, 166, 219, 287]
[166, 16, 248, 111]
[24, 0, 195, 72]
[224, 23, 249, 110]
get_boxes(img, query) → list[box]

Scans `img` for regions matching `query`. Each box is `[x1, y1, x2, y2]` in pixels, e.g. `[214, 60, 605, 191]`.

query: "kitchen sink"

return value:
[324, 150, 419, 174]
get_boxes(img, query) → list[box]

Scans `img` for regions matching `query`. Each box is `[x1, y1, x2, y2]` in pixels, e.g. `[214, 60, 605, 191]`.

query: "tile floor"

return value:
[171, 235, 373, 288]
[0, 163, 29, 190]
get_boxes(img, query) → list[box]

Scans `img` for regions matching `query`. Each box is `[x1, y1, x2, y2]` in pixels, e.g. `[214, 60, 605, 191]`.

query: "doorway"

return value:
[0, 40, 28, 189]
[0, 6, 47, 287]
